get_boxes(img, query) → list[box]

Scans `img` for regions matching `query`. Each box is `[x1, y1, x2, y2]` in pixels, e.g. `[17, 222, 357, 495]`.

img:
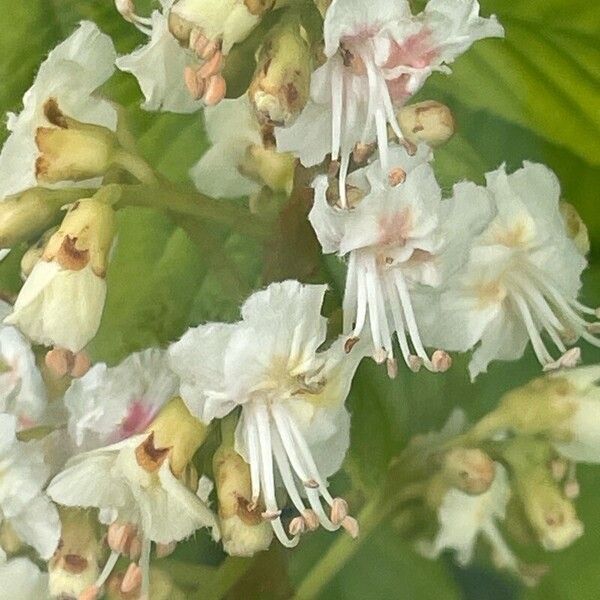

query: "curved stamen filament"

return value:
[251, 405, 299, 547]
[140, 538, 151, 599]
[94, 550, 120, 589]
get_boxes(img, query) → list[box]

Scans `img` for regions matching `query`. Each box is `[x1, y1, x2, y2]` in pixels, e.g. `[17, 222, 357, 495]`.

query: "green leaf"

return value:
[426, 0, 600, 165]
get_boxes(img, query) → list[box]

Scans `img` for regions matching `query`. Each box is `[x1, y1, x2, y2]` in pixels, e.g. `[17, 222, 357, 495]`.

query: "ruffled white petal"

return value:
[117, 10, 203, 114]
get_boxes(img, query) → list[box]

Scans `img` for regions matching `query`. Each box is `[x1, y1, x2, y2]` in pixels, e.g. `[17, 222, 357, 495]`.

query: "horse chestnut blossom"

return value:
[117, 0, 274, 110]
[116, 0, 205, 113]
[425, 162, 599, 379]
[0, 414, 60, 563]
[0, 22, 117, 199]
[64, 348, 178, 450]
[169, 281, 363, 547]
[48, 397, 219, 599]
[191, 94, 295, 198]
[419, 464, 516, 570]
[276, 0, 503, 201]
[311, 145, 455, 374]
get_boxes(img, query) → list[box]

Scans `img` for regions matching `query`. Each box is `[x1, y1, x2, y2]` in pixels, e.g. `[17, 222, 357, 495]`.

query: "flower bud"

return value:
[441, 448, 496, 495]
[239, 134, 296, 195]
[48, 509, 104, 600]
[35, 99, 118, 184]
[560, 201, 590, 256]
[0, 188, 66, 248]
[503, 438, 583, 552]
[213, 443, 273, 557]
[249, 21, 312, 126]
[397, 101, 455, 148]
[5, 197, 116, 352]
[145, 396, 209, 478]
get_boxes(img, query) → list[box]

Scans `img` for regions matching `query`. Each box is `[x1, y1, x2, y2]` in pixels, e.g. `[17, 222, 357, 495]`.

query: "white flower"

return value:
[0, 558, 49, 600]
[0, 301, 47, 429]
[550, 366, 600, 464]
[426, 162, 598, 380]
[5, 197, 116, 353]
[116, 6, 203, 113]
[169, 281, 363, 547]
[276, 0, 502, 184]
[0, 21, 117, 198]
[48, 432, 218, 597]
[419, 464, 518, 570]
[310, 145, 457, 374]
[191, 94, 294, 198]
[6, 261, 106, 353]
[0, 414, 60, 562]
[65, 348, 178, 450]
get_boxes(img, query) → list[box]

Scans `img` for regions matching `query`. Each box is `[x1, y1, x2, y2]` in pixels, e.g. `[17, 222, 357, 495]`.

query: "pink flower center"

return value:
[386, 29, 437, 70]
[115, 400, 157, 441]
[378, 209, 413, 248]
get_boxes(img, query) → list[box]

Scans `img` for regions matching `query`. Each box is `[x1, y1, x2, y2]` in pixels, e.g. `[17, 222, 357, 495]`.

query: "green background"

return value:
[1, 0, 599, 598]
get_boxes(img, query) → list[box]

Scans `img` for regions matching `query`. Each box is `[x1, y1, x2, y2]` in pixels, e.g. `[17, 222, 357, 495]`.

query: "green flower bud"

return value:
[249, 21, 312, 126]
[560, 201, 590, 256]
[35, 99, 118, 185]
[213, 442, 273, 557]
[397, 101, 455, 148]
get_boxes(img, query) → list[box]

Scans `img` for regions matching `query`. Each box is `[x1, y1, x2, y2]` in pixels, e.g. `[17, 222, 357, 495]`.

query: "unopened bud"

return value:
[48, 509, 103, 600]
[398, 101, 455, 148]
[441, 448, 496, 495]
[213, 443, 273, 556]
[35, 99, 118, 184]
[5, 197, 116, 352]
[20, 227, 57, 280]
[249, 21, 312, 126]
[44, 196, 116, 277]
[0, 188, 66, 249]
[239, 140, 296, 195]
[560, 201, 590, 256]
[146, 397, 209, 477]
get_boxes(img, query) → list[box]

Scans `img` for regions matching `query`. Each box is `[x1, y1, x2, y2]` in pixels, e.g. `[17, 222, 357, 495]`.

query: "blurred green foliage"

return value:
[0, 1, 599, 598]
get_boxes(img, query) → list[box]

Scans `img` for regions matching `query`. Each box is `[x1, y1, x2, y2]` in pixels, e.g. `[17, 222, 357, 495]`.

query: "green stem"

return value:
[192, 557, 256, 600]
[116, 184, 271, 239]
[294, 492, 391, 600]
[113, 149, 159, 185]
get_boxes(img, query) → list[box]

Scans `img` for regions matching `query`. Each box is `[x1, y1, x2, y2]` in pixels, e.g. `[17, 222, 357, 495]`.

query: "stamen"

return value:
[289, 516, 306, 536]
[351, 264, 368, 338]
[330, 62, 344, 161]
[387, 357, 398, 378]
[543, 348, 581, 372]
[388, 167, 406, 186]
[121, 562, 142, 595]
[272, 430, 307, 514]
[431, 350, 452, 373]
[341, 516, 359, 539]
[343, 253, 358, 333]
[564, 462, 580, 499]
[244, 415, 262, 510]
[302, 509, 320, 531]
[93, 550, 120, 590]
[330, 498, 349, 525]
[364, 265, 384, 355]
[139, 538, 151, 599]
[338, 152, 350, 209]
[511, 292, 554, 366]
[393, 271, 433, 368]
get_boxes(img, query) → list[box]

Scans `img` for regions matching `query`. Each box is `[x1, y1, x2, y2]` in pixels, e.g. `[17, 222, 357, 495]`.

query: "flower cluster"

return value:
[0, 0, 596, 598]
[400, 367, 600, 585]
